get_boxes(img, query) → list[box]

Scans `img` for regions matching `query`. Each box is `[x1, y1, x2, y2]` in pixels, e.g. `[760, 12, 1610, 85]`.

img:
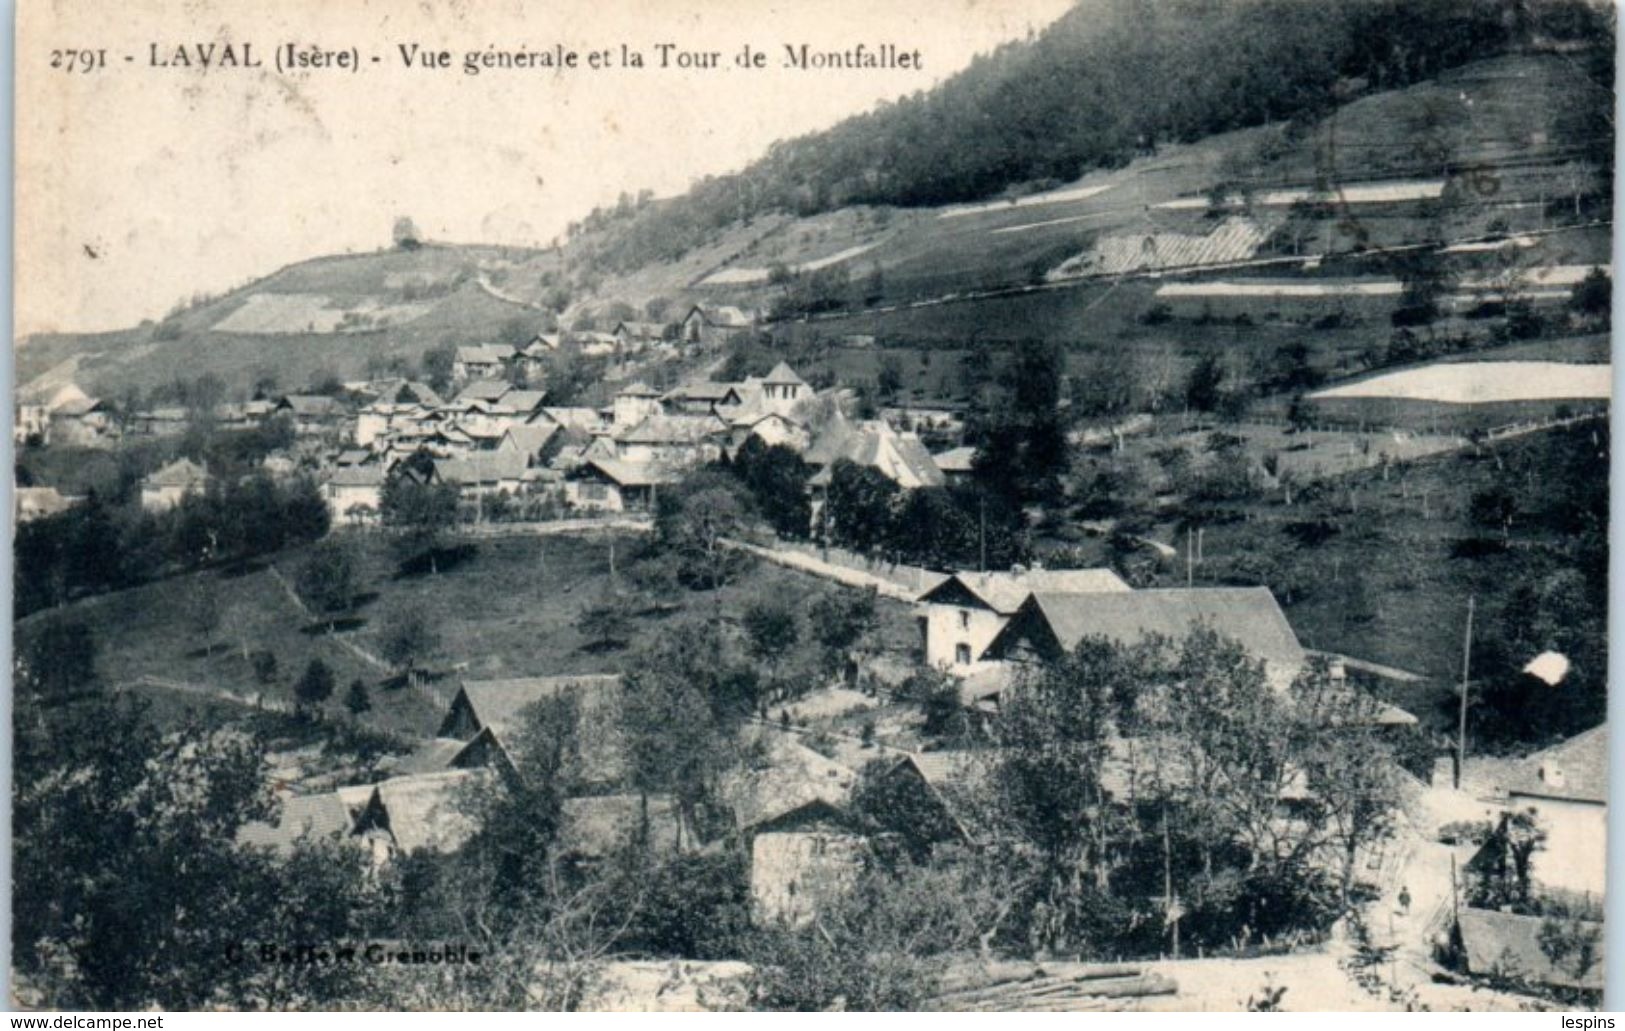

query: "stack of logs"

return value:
[934, 962, 1178, 1012]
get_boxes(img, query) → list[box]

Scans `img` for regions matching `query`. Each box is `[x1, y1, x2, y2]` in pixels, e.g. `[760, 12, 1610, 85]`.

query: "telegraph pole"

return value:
[1455, 596, 1474, 788]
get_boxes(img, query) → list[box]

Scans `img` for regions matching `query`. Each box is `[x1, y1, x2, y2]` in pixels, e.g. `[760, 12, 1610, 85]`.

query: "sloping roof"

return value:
[991, 587, 1305, 673]
[360, 770, 484, 855]
[433, 452, 530, 485]
[932, 446, 978, 474]
[540, 406, 605, 432]
[448, 674, 624, 741]
[456, 379, 513, 403]
[236, 792, 354, 854]
[720, 733, 857, 832]
[763, 362, 806, 386]
[1458, 908, 1604, 990]
[613, 320, 666, 339]
[51, 396, 106, 418]
[615, 414, 722, 445]
[145, 458, 209, 489]
[325, 465, 387, 488]
[663, 381, 743, 404]
[502, 389, 548, 412]
[499, 423, 559, 456]
[687, 304, 755, 328]
[616, 381, 661, 398]
[455, 344, 516, 364]
[382, 737, 467, 776]
[808, 417, 945, 489]
[919, 569, 1132, 614]
[559, 794, 685, 858]
[277, 395, 345, 417]
[580, 458, 683, 488]
[1505, 723, 1608, 805]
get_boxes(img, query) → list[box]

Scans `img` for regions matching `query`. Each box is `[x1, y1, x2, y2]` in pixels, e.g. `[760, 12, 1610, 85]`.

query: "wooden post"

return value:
[1455, 596, 1474, 789]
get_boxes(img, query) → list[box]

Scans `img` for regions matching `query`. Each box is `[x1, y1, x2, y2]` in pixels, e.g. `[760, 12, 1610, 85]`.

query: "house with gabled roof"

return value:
[981, 586, 1309, 692]
[806, 414, 945, 492]
[1488, 723, 1608, 905]
[680, 304, 757, 348]
[611, 320, 668, 354]
[351, 769, 486, 858]
[323, 464, 387, 525]
[565, 457, 681, 511]
[48, 396, 117, 447]
[916, 568, 1132, 673]
[141, 458, 210, 512]
[438, 674, 626, 784]
[454, 379, 513, 405]
[662, 380, 746, 415]
[274, 394, 347, 437]
[452, 344, 516, 383]
[612, 381, 664, 428]
[613, 413, 725, 465]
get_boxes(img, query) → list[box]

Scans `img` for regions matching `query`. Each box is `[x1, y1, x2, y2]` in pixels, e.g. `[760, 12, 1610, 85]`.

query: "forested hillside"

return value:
[568, 0, 1612, 274]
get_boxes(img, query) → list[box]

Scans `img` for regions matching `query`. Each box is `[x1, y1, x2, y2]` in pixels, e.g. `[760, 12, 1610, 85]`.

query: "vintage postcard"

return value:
[10, 0, 1615, 1012]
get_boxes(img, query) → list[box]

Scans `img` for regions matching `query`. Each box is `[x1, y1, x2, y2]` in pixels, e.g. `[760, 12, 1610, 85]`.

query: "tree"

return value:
[294, 658, 336, 718]
[295, 539, 361, 632]
[654, 469, 755, 590]
[250, 649, 279, 685]
[16, 620, 99, 701]
[807, 587, 878, 675]
[13, 695, 387, 1008]
[825, 460, 900, 554]
[345, 678, 372, 716]
[743, 601, 800, 689]
[420, 344, 456, 393]
[1185, 352, 1225, 413]
[381, 458, 461, 574]
[380, 606, 440, 686]
[731, 437, 812, 539]
[576, 594, 635, 652]
[876, 355, 905, 400]
[1569, 267, 1611, 325]
[393, 215, 422, 250]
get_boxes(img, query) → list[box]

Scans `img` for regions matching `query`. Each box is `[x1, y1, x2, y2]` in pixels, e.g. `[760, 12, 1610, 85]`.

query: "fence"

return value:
[768, 538, 943, 594]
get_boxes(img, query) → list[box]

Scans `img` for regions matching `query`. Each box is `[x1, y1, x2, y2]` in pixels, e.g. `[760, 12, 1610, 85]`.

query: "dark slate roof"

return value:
[453, 674, 624, 741]
[614, 414, 722, 445]
[991, 587, 1305, 673]
[236, 792, 353, 854]
[455, 380, 513, 403]
[1505, 723, 1608, 805]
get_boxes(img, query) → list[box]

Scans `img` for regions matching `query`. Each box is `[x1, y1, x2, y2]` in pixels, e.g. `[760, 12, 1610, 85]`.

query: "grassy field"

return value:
[1175, 419, 1607, 733]
[15, 530, 918, 741]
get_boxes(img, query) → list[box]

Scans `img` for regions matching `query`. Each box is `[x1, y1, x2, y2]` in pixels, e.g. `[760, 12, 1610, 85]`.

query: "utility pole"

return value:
[1185, 528, 1193, 587]
[1455, 596, 1475, 789]
[979, 491, 987, 573]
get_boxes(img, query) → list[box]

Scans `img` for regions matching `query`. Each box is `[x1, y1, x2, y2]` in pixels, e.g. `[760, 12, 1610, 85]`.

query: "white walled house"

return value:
[915, 569, 1132, 672]
[612, 382, 663, 428]
[1503, 724, 1607, 905]
[140, 458, 209, 512]
[324, 465, 387, 525]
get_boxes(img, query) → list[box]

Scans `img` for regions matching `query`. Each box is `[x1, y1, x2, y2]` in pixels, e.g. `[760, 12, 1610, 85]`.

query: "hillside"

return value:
[18, 24, 1612, 401]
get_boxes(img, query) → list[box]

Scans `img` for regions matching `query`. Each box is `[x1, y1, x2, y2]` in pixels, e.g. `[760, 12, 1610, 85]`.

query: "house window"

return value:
[959, 609, 971, 630]
[955, 643, 973, 666]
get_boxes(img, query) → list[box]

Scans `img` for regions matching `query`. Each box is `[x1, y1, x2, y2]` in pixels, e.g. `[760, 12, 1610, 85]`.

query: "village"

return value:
[10, 0, 1616, 1012]
[13, 279, 1609, 1009]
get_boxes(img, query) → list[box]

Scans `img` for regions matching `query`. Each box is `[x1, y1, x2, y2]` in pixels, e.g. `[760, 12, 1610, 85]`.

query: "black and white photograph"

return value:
[9, 0, 1617, 1012]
